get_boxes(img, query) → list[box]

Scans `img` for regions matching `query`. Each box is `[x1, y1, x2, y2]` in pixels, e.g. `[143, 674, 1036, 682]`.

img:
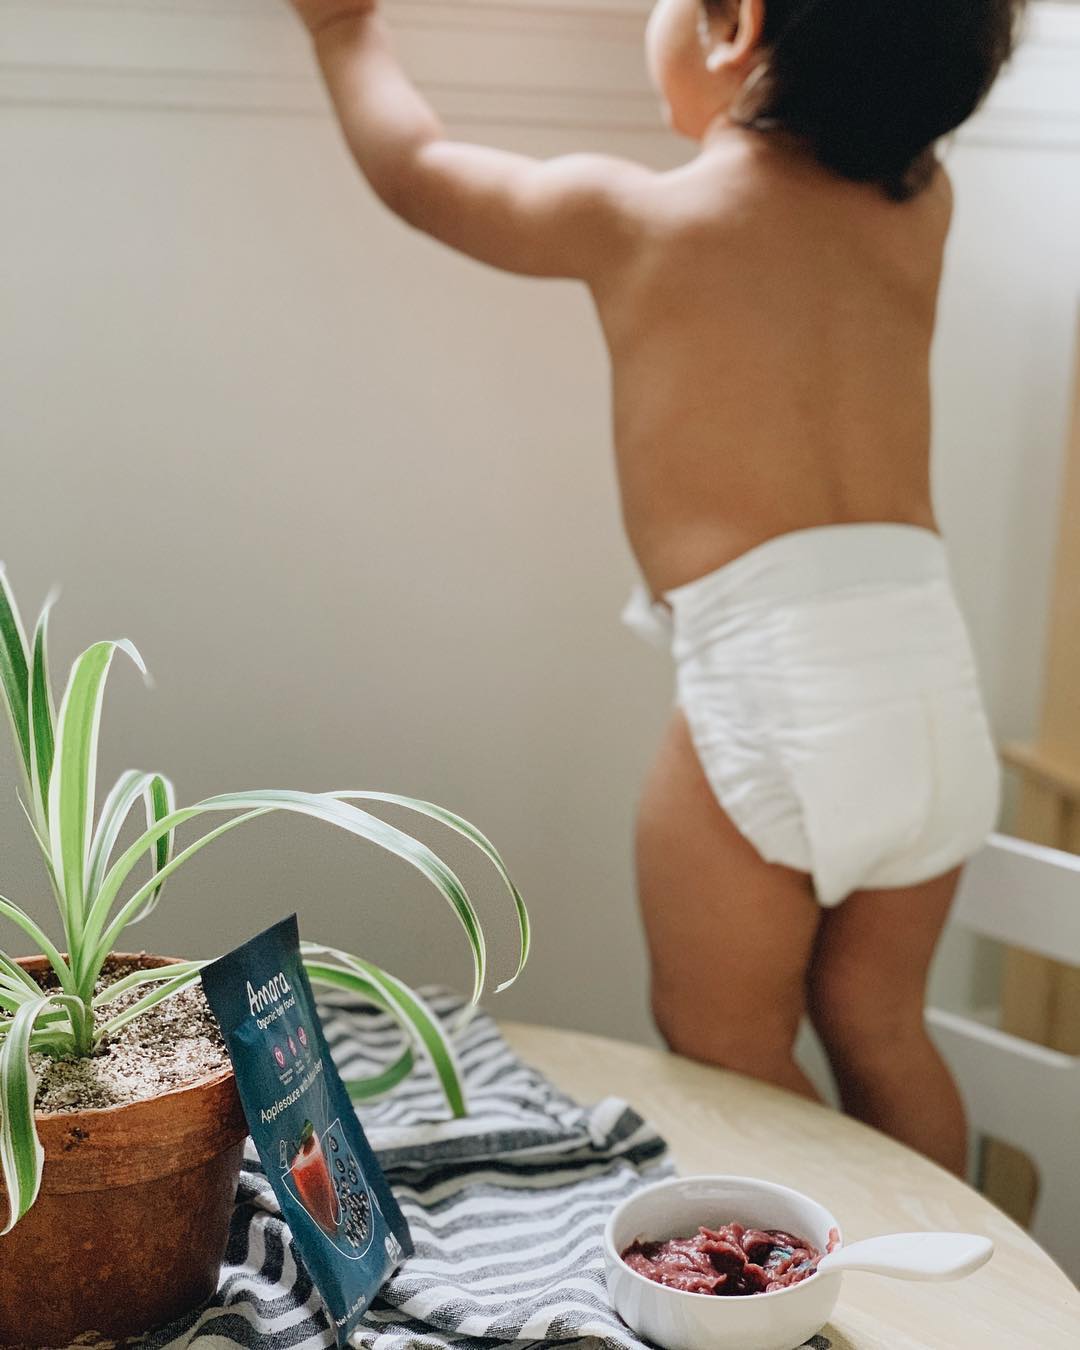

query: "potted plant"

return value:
[0, 568, 528, 1346]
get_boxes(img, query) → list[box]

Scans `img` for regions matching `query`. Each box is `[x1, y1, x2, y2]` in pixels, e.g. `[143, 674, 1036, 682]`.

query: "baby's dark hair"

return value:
[716, 0, 1027, 199]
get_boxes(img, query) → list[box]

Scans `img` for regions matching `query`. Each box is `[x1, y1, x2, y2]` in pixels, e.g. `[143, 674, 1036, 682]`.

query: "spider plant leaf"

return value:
[43, 993, 89, 1050]
[303, 945, 467, 1117]
[27, 591, 58, 833]
[343, 1046, 416, 1102]
[0, 975, 41, 1016]
[79, 808, 271, 987]
[333, 791, 530, 992]
[0, 566, 32, 787]
[86, 770, 175, 919]
[130, 773, 176, 924]
[93, 966, 203, 1044]
[203, 792, 487, 1002]
[27, 1027, 78, 1056]
[0, 896, 76, 997]
[0, 996, 49, 1233]
[16, 795, 68, 940]
[292, 959, 415, 1099]
[92, 960, 205, 1008]
[89, 791, 487, 1003]
[86, 769, 150, 902]
[16, 793, 55, 877]
[0, 985, 26, 1012]
[48, 639, 147, 948]
[0, 951, 40, 998]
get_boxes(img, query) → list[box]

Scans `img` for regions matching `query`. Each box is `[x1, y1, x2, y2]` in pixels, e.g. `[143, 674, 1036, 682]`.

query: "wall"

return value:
[1, 0, 1079, 1045]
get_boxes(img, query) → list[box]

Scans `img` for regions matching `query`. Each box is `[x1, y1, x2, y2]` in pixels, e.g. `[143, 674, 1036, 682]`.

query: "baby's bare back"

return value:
[590, 135, 953, 595]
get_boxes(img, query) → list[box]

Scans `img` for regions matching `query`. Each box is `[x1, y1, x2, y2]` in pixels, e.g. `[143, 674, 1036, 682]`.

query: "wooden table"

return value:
[501, 1022, 1080, 1350]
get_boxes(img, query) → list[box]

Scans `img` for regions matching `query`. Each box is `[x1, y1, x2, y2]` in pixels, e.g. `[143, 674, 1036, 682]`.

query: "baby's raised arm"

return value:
[291, 1, 655, 280]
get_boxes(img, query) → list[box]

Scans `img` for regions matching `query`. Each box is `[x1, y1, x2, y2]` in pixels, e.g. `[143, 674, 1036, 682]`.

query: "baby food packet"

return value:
[201, 915, 413, 1346]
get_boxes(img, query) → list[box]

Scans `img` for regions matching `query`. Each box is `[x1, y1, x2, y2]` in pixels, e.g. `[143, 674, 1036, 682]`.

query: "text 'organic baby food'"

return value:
[201, 915, 413, 1347]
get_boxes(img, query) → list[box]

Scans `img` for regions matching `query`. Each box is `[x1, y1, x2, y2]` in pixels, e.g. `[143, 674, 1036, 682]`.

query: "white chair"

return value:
[927, 831, 1080, 1283]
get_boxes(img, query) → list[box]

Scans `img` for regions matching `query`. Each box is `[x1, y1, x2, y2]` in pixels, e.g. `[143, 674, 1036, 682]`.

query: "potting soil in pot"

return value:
[201, 915, 413, 1348]
[31, 972, 228, 1112]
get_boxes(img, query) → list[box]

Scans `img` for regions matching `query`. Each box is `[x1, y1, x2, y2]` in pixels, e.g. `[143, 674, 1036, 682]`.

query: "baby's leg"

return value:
[636, 711, 821, 1099]
[806, 870, 966, 1175]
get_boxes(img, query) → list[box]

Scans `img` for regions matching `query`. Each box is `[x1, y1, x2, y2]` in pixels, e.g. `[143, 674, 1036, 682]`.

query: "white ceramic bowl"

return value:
[603, 1175, 843, 1350]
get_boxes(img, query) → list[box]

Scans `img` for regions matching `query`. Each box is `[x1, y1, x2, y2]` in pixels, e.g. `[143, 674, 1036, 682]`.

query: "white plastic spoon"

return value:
[816, 1231, 993, 1282]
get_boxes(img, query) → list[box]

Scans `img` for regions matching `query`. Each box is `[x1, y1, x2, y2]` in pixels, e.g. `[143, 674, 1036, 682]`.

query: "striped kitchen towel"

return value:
[152, 990, 829, 1350]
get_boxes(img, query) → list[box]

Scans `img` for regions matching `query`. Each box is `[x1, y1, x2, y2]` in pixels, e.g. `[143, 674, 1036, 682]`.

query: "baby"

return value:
[288, 0, 1021, 1173]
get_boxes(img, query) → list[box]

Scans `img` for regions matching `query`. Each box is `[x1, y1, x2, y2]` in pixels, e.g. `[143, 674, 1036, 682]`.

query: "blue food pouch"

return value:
[201, 915, 413, 1346]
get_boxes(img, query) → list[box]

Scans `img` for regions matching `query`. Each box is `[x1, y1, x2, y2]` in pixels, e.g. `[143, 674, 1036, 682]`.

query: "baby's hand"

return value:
[289, 0, 377, 34]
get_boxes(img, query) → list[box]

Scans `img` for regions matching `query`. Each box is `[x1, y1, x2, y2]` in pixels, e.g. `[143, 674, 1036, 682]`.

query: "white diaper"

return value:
[623, 523, 1001, 907]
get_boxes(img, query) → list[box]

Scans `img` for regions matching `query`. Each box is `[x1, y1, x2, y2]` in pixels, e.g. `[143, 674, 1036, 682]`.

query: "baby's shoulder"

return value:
[648, 134, 953, 240]
[646, 137, 762, 228]
[638, 133, 822, 248]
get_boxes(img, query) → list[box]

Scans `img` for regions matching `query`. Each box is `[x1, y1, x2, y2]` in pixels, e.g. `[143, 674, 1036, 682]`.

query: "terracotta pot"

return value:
[0, 954, 248, 1347]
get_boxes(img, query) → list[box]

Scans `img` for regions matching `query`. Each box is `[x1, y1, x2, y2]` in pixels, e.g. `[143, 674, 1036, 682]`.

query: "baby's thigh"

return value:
[808, 867, 963, 1046]
[635, 711, 820, 1060]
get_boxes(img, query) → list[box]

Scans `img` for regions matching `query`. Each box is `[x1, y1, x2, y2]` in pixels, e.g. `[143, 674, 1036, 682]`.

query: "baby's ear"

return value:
[705, 0, 765, 73]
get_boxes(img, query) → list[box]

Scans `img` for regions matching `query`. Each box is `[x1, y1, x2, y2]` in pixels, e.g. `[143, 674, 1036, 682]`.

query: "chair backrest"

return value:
[947, 831, 1080, 965]
[927, 832, 1080, 1282]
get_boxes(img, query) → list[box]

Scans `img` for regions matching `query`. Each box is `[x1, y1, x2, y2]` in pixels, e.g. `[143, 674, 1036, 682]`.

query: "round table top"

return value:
[500, 1021, 1079, 1350]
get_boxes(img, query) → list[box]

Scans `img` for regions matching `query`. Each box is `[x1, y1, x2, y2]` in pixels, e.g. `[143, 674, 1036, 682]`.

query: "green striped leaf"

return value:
[86, 770, 153, 902]
[291, 962, 416, 1100]
[134, 774, 176, 924]
[44, 993, 90, 1054]
[92, 960, 205, 1009]
[0, 896, 76, 997]
[48, 640, 146, 948]
[0, 566, 31, 786]
[27, 1029, 78, 1056]
[333, 791, 530, 992]
[93, 966, 203, 1044]
[303, 945, 467, 1117]
[1, 1006, 70, 1038]
[86, 770, 176, 921]
[83, 792, 487, 1003]
[77, 808, 271, 989]
[0, 952, 39, 998]
[15, 793, 54, 877]
[0, 997, 49, 1233]
[27, 592, 58, 834]
[344, 1047, 416, 1102]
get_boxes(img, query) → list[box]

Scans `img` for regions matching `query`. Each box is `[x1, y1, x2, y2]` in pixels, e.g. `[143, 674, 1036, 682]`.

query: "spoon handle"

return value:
[816, 1232, 993, 1281]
